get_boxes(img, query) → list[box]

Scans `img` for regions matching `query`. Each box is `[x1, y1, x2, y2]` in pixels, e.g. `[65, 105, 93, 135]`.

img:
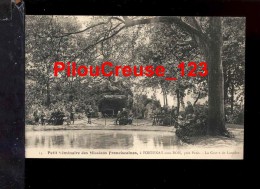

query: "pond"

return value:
[26, 130, 182, 150]
[25, 128, 243, 159]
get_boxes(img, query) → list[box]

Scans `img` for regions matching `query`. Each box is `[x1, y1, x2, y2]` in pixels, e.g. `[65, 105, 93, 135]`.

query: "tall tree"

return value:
[126, 17, 226, 135]
[117, 17, 225, 135]
[222, 18, 245, 115]
[26, 16, 88, 108]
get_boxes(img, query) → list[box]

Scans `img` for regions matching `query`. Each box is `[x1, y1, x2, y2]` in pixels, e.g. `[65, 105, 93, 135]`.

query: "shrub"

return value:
[25, 118, 35, 125]
[226, 107, 244, 125]
[162, 116, 171, 126]
[176, 105, 208, 143]
[25, 114, 36, 125]
[49, 110, 65, 125]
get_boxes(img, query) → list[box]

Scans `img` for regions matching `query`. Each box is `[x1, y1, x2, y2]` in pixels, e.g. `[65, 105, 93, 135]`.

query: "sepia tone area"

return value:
[25, 16, 244, 159]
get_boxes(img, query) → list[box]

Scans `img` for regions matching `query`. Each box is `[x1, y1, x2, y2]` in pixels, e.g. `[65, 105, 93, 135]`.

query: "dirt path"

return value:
[26, 118, 243, 133]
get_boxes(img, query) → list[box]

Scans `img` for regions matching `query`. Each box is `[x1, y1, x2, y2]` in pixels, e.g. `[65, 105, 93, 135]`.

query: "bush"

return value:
[176, 105, 208, 143]
[25, 114, 36, 125]
[226, 107, 244, 125]
[162, 116, 171, 126]
[49, 110, 65, 125]
[119, 117, 128, 125]
[25, 118, 35, 125]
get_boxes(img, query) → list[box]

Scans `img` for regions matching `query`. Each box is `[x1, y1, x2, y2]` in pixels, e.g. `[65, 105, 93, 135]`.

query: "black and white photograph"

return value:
[25, 16, 244, 159]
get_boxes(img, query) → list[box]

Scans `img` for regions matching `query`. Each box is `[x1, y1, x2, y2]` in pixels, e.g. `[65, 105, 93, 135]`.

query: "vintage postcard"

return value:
[25, 16, 244, 159]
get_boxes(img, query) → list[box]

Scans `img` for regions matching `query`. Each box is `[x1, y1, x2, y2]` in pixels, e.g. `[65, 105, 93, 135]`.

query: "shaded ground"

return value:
[26, 118, 243, 132]
[26, 118, 244, 131]
[26, 118, 164, 131]
[188, 128, 243, 147]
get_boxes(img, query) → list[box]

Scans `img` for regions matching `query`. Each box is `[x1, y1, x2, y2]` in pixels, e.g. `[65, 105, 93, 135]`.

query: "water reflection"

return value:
[26, 130, 179, 150]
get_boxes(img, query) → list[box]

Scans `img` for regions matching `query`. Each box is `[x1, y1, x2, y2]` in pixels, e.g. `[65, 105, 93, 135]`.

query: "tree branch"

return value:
[111, 16, 125, 23]
[193, 91, 201, 106]
[124, 16, 208, 42]
[49, 16, 208, 44]
[53, 21, 107, 38]
[53, 17, 124, 38]
[74, 26, 126, 62]
[190, 17, 203, 33]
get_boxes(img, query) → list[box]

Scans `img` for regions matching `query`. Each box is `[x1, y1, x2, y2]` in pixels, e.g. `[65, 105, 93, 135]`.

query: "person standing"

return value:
[86, 108, 92, 124]
[115, 110, 121, 125]
[116, 108, 128, 125]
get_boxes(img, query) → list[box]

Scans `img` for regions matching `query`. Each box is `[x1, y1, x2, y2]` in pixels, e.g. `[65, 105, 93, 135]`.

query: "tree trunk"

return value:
[224, 70, 231, 104]
[165, 92, 168, 106]
[230, 82, 234, 115]
[193, 91, 201, 106]
[163, 90, 166, 107]
[176, 89, 180, 116]
[46, 79, 50, 107]
[206, 18, 226, 135]
[180, 96, 185, 109]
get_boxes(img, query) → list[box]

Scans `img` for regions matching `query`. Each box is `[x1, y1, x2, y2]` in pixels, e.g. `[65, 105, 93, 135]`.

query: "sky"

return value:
[139, 88, 206, 109]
